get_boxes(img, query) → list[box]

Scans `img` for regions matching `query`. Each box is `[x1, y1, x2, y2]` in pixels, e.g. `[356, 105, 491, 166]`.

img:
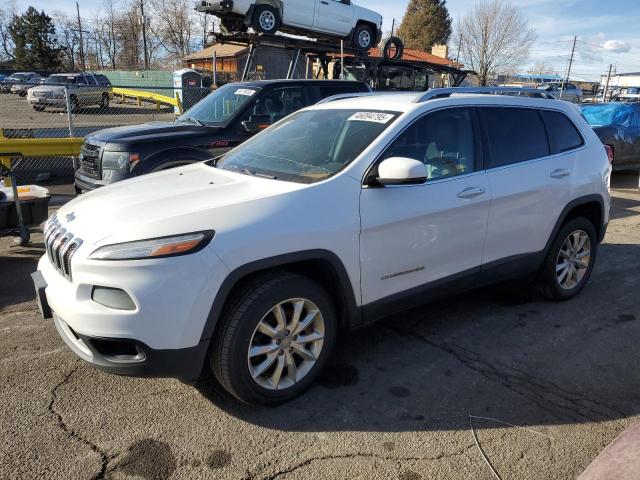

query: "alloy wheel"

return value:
[248, 298, 325, 390]
[556, 230, 591, 290]
[358, 30, 371, 48]
[259, 11, 276, 31]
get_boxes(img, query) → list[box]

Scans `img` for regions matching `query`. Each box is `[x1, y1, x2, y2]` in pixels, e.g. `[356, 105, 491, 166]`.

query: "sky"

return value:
[14, 0, 640, 81]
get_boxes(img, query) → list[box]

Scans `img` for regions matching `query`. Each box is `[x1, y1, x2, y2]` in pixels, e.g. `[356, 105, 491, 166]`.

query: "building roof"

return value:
[367, 47, 461, 68]
[184, 44, 247, 61]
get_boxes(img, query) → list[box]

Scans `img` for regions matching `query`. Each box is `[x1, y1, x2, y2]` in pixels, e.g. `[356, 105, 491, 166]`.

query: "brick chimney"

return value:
[431, 45, 449, 59]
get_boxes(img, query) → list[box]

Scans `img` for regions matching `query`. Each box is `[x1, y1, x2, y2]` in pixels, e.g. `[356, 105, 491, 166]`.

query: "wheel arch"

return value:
[200, 250, 361, 343]
[132, 146, 212, 175]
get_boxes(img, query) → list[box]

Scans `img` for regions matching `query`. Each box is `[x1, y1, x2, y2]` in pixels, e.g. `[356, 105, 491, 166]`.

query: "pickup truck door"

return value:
[282, 0, 317, 29]
[315, 0, 353, 36]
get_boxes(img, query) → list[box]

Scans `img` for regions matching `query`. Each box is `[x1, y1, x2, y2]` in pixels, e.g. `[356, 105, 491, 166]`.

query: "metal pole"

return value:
[455, 33, 463, 66]
[141, 0, 149, 69]
[305, 55, 309, 79]
[391, 19, 395, 37]
[65, 86, 74, 138]
[559, 35, 576, 100]
[286, 49, 300, 79]
[241, 44, 254, 81]
[76, 2, 85, 71]
[340, 40, 344, 80]
[213, 50, 217, 86]
[603, 64, 613, 102]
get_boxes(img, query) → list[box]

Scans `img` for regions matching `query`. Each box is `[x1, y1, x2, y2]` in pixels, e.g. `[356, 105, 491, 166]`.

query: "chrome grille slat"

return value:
[43, 213, 82, 281]
[80, 142, 102, 180]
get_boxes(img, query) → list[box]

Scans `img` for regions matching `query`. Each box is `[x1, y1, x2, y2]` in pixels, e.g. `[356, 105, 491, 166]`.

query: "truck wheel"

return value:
[253, 5, 280, 34]
[383, 36, 404, 60]
[69, 95, 79, 112]
[100, 93, 109, 109]
[535, 217, 597, 301]
[352, 23, 374, 50]
[210, 272, 337, 405]
[32, 105, 45, 112]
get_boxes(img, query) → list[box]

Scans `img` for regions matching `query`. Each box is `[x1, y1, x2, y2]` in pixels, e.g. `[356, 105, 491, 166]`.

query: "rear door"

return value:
[282, 0, 317, 28]
[480, 107, 583, 267]
[315, 0, 353, 35]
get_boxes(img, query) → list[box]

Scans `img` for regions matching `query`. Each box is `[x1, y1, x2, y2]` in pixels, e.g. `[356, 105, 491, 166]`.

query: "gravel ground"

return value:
[1, 174, 639, 480]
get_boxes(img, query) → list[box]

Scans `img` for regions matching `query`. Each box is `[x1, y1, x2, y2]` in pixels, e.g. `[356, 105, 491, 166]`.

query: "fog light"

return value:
[92, 286, 136, 311]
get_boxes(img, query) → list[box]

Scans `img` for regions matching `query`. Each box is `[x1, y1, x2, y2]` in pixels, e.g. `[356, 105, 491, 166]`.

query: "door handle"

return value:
[320, 1, 328, 4]
[550, 168, 571, 179]
[457, 187, 486, 199]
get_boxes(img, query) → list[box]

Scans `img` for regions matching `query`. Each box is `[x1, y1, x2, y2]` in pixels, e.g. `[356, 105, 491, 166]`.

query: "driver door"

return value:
[359, 107, 491, 307]
[315, 0, 353, 35]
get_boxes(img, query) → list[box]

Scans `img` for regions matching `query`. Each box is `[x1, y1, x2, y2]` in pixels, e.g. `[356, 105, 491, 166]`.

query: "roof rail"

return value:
[414, 87, 557, 103]
[316, 92, 375, 104]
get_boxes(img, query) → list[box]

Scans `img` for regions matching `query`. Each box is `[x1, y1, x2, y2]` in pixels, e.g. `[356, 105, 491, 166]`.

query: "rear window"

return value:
[481, 107, 550, 168]
[95, 75, 111, 86]
[540, 110, 583, 154]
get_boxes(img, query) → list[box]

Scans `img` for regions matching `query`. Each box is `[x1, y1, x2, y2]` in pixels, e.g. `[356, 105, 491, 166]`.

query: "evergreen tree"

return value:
[397, 0, 452, 51]
[10, 7, 61, 69]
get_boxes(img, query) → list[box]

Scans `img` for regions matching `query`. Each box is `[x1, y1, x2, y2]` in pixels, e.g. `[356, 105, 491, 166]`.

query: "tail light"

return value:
[604, 145, 614, 164]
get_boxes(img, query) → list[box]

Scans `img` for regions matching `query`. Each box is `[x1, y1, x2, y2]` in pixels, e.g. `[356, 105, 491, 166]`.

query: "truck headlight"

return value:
[88, 231, 214, 260]
[101, 151, 139, 172]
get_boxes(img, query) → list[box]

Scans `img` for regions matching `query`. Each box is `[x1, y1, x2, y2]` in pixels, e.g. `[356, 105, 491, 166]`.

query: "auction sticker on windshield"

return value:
[348, 112, 395, 124]
[235, 88, 256, 96]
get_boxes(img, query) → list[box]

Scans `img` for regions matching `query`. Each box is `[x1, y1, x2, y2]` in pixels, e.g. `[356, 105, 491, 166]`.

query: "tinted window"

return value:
[76, 76, 87, 85]
[481, 108, 549, 167]
[86, 75, 97, 85]
[318, 84, 364, 98]
[381, 108, 476, 180]
[540, 110, 583, 153]
[95, 74, 111, 85]
[251, 86, 309, 123]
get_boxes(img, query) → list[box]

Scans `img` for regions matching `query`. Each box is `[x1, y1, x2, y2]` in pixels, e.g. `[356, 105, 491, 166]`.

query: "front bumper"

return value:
[28, 97, 66, 107]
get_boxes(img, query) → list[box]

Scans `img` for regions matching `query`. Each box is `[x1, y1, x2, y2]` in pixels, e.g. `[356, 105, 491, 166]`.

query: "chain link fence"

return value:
[0, 81, 212, 183]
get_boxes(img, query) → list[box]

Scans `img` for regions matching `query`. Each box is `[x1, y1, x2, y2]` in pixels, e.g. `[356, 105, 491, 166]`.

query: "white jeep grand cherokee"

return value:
[196, 0, 383, 50]
[33, 89, 611, 405]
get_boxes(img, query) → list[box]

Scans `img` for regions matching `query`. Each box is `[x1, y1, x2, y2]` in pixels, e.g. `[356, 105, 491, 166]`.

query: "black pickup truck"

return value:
[75, 79, 371, 192]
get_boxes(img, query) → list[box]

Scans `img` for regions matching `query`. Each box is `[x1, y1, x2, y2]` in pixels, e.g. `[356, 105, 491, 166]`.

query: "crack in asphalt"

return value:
[385, 325, 628, 423]
[247, 443, 478, 480]
[47, 365, 111, 480]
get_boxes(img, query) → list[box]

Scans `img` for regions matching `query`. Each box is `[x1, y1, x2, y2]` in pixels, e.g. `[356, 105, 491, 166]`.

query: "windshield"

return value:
[177, 83, 260, 126]
[46, 76, 76, 85]
[9, 73, 28, 81]
[215, 109, 399, 183]
[581, 104, 640, 127]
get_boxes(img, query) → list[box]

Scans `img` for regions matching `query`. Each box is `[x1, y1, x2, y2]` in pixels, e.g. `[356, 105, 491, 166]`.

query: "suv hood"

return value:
[55, 163, 303, 247]
[29, 85, 65, 94]
[87, 122, 218, 145]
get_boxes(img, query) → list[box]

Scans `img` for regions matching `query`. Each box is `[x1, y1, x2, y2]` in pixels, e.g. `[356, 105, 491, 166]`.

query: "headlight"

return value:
[89, 231, 214, 260]
[101, 151, 139, 172]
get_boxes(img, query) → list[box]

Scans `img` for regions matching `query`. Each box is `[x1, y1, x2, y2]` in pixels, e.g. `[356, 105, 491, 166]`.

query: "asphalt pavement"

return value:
[1, 174, 639, 480]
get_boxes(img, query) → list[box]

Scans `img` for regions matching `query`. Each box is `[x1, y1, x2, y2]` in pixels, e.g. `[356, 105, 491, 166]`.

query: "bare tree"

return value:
[453, 0, 536, 85]
[530, 62, 551, 76]
[116, 1, 144, 69]
[53, 13, 79, 70]
[149, 0, 196, 66]
[0, 1, 17, 61]
[95, 0, 120, 69]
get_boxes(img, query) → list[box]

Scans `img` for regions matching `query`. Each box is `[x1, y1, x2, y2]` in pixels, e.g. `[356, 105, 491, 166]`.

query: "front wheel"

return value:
[535, 217, 597, 300]
[352, 24, 374, 50]
[210, 272, 337, 405]
[252, 5, 280, 34]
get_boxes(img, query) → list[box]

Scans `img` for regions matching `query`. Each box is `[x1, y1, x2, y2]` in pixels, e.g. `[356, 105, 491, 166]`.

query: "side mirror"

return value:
[376, 157, 427, 186]
[242, 114, 272, 134]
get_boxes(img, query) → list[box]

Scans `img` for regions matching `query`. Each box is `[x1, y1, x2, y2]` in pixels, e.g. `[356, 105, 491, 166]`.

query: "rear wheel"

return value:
[252, 5, 280, 34]
[99, 93, 109, 109]
[210, 272, 337, 405]
[32, 105, 45, 112]
[536, 217, 597, 300]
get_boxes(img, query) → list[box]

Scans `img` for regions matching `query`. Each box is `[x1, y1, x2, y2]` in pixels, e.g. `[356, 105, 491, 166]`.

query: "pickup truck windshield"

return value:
[215, 109, 399, 183]
[177, 83, 261, 126]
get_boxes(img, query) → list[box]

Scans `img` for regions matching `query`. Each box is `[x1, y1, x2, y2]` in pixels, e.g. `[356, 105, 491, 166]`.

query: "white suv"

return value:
[197, 0, 383, 50]
[33, 89, 611, 405]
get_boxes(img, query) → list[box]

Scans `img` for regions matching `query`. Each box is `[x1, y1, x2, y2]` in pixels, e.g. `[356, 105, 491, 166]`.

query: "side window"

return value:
[381, 108, 476, 180]
[254, 87, 309, 122]
[481, 107, 550, 168]
[540, 110, 584, 154]
[76, 76, 87, 85]
[86, 75, 97, 86]
[318, 85, 362, 99]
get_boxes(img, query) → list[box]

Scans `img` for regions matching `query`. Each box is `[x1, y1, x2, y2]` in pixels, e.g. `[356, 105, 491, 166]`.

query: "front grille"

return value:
[44, 213, 83, 281]
[80, 143, 102, 179]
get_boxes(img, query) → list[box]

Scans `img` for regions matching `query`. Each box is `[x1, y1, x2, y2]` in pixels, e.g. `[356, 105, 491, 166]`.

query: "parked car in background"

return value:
[9, 73, 42, 96]
[581, 102, 640, 171]
[74, 79, 371, 192]
[613, 87, 640, 103]
[196, 0, 383, 50]
[1, 72, 40, 93]
[538, 82, 583, 103]
[34, 91, 611, 405]
[27, 73, 111, 112]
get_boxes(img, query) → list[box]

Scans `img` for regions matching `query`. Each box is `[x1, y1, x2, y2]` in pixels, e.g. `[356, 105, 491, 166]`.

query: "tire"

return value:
[32, 105, 45, 112]
[210, 272, 337, 405]
[535, 217, 598, 300]
[252, 5, 280, 34]
[352, 23, 374, 50]
[100, 93, 109, 109]
[221, 18, 247, 33]
[383, 36, 404, 60]
[69, 95, 79, 112]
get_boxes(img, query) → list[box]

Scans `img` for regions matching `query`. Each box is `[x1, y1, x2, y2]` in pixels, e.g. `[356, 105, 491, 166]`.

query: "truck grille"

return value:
[44, 213, 83, 281]
[80, 143, 102, 179]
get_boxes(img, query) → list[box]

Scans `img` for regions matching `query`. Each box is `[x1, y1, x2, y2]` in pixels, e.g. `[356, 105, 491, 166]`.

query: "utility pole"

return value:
[559, 35, 577, 100]
[76, 2, 85, 71]
[140, 0, 149, 69]
[391, 19, 395, 37]
[455, 33, 463, 66]
[603, 64, 613, 103]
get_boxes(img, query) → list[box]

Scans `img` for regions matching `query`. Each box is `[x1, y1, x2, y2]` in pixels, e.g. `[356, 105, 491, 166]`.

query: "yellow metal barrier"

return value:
[111, 87, 183, 114]
[0, 136, 83, 158]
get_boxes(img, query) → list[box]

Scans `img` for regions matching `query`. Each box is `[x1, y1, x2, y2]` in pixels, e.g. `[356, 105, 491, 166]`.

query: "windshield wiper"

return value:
[239, 168, 276, 179]
[178, 117, 205, 126]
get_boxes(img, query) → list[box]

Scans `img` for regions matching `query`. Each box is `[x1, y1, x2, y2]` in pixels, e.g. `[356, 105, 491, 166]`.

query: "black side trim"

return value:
[361, 266, 481, 325]
[200, 250, 360, 341]
[544, 194, 606, 248]
[477, 252, 545, 286]
[31, 271, 52, 319]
